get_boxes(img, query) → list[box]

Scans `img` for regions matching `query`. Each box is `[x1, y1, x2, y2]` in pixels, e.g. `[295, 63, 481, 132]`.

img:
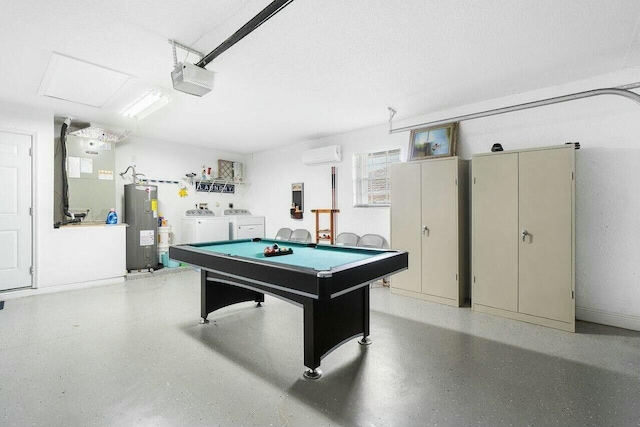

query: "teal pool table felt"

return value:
[197, 240, 376, 271]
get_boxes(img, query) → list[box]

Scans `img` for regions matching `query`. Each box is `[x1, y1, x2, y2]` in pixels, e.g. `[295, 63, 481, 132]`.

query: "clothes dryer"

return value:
[222, 209, 265, 240]
[181, 209, 230, 243]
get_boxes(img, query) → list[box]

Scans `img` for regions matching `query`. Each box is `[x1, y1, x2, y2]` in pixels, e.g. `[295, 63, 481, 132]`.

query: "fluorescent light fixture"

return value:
[120, 90, 172, 120]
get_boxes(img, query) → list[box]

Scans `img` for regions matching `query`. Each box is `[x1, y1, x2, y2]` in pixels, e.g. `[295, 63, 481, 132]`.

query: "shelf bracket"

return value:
[388, 107, 397, 133]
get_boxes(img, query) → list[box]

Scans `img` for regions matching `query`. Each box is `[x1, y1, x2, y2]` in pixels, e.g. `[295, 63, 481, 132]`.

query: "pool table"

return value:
[169, 238, 408, 379]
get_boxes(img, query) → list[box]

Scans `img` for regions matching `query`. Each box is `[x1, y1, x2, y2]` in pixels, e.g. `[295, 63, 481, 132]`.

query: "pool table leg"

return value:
[358, 287, 371, 345]
[302, 285, 371, 378]
[303, 368, 322, 379]
[200, 271, 265, 323]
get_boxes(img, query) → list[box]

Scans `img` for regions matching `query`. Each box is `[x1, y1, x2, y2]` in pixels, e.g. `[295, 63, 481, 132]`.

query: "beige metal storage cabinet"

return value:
[472, 144, 576, 332]
[390, 157, 469, 307]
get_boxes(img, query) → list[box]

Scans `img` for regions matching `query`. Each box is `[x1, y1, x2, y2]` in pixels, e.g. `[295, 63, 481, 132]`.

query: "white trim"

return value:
[0, 276, 125, 300]
[576, 306, 640, 332]
[352, 148, 401, 207]
[31, 130, 37, 290]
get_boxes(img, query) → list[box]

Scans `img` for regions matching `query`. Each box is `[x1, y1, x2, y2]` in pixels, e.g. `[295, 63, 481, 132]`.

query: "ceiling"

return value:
[1, 0, 639, 153]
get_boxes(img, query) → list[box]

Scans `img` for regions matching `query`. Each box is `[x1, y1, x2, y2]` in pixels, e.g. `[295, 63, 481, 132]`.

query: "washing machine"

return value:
[223, 208, 265, 240]
[181, 209, 230, 243]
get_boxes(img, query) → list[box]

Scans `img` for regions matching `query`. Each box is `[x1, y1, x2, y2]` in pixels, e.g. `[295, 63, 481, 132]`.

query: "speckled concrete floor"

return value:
[1, 269, 639, 426]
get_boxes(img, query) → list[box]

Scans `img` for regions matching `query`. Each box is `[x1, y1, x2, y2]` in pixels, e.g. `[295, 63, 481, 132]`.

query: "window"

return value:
[353, 148, 401, 207]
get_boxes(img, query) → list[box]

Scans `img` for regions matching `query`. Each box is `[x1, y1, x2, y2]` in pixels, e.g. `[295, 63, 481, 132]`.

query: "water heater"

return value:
[124, 184, 158, 271]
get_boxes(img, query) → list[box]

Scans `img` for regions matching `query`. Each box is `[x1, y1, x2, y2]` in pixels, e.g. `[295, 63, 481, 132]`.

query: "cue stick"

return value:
[331, 167, 337, 242]
[331, 166, 336, 209]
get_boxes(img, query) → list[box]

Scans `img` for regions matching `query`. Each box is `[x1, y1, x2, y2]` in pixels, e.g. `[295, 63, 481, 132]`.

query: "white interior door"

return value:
[0, 130, 32, 291]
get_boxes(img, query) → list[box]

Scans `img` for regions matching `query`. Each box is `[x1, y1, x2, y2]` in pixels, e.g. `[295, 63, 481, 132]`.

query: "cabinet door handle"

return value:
[522, 229, 529, 242]
[422, 225, 429, 236]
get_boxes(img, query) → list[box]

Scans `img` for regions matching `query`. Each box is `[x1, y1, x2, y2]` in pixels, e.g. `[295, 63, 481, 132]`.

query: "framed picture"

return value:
[408, 122, 458, 160]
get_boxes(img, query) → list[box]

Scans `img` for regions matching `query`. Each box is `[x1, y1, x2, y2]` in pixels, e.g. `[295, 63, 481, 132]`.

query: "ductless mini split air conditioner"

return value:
[301, 145, 342, 165]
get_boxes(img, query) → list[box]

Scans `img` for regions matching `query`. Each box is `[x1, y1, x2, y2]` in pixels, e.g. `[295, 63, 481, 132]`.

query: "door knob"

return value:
[422, 225, 429, 236]
[522, 229, 529, 242]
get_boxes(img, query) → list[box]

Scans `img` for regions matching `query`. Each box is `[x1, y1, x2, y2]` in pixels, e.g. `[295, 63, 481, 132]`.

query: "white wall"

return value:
[453, 73, 640, 331]
[114, 136, 250, 244]
[3, 65, 639, 330]
[0, 103, 250, 289]
[248, 68, 640, 330]
[246, 127, 405, 242]
[0, 102, 55, 287]
[0, 102, 122, 288]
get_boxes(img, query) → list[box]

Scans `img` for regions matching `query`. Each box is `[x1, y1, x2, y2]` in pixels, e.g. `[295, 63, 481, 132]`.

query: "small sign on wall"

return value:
[98, 170, 114, 180]
[195, 181, 235, 193]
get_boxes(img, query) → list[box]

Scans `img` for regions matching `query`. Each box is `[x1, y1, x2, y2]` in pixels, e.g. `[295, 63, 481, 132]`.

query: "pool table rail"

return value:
[170, 241, 408, 299]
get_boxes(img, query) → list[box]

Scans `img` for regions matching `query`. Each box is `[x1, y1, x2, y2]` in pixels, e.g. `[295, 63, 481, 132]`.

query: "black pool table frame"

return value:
[169, 239, 408, 379]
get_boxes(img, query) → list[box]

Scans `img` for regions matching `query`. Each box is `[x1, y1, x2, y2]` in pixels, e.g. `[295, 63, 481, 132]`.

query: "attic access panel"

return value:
[39, 52, 133, 107]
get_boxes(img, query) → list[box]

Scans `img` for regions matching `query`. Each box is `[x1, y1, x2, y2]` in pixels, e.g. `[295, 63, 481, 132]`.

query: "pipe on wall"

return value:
[389, 83, 640, 134]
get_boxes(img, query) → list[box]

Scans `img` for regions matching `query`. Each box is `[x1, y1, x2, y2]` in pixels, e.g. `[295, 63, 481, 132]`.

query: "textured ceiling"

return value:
[0, 0, 639, 153]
